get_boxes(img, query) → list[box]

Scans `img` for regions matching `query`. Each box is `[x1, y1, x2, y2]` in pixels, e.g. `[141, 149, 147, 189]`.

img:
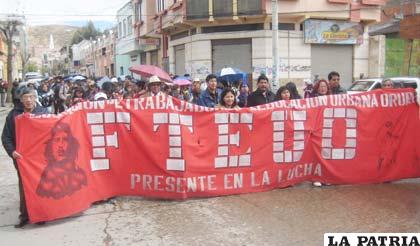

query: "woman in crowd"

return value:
[303, 79, 314, 98]
[311, 79, 331, 97]
[285, 82, 302, 99]
[237, 83, 249, 107]
[275, 86, 291, 101]
[180, 85, 191, 101]
[85, 80, 98, 101]
[38, 81, 54, 113]
[310, 79, 331, 187]
[216, 88, 240, 109]
[123, 91, 134, 99]
[71, 87, 85, 106]
[381, 79, 394, 89]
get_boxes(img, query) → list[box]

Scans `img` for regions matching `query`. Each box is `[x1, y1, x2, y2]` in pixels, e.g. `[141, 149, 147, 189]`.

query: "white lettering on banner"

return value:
[153, 113, 193, 171]
[321, 108, 357, 160]
[130, 174, 217, 192]
[87, 111, 131, 171]
[272, 110, 306, 163]
[214, 113, 253, 168]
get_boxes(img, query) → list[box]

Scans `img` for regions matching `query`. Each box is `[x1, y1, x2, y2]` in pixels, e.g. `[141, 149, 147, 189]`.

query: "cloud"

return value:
[0, 0, 128, 25]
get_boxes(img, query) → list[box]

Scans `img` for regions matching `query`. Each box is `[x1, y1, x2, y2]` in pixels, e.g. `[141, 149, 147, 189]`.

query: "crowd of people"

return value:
[3, 69, 408, 115]
[191, 71, 349, 109]
[2, 70, 352, 116]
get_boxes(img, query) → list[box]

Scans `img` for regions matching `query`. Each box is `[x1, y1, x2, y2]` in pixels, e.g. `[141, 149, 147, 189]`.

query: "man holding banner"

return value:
[1, 87, 48, 228]
[246, 74, 276, 107]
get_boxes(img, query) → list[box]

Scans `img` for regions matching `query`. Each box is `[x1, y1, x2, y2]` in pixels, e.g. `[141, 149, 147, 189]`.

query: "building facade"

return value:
[133, 0, 163, 68]
[139, 0, 387, 90]
[72, 39, 95, 77]
[0, 35, 7, 80]
[94, 32, 116, 78]
[116, 1, 141, 78]
[72, 31, 116, 78]
[370, 0, 420, 77]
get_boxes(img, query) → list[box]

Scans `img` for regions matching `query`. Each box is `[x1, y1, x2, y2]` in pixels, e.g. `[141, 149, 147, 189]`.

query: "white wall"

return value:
[353, 30, 370, 80]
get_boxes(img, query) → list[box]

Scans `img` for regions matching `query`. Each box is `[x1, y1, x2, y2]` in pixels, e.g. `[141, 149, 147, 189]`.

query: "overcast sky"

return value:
[0, 0, 129, 26]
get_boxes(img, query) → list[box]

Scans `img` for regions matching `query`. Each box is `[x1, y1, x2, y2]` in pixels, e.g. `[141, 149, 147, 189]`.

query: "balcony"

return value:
[154, 1, 190, 34]
[186, 0, 263, 21]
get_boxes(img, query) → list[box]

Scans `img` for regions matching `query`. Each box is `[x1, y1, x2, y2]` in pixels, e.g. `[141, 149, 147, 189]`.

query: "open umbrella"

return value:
[129, 65, 172, 83]
[173, 77, 192, 86]
[216, 67, 248, 86]
[219, 67, 236, 76]
[72, 75, 87, 81]
[96, 76, 110, 88]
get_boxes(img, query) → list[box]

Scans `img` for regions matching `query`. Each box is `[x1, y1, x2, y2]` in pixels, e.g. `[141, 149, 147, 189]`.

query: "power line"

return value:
[0, 5, 383, 18]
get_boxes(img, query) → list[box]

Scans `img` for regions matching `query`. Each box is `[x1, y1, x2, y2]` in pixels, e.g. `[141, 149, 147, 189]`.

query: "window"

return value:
[135, 1, 142, 22]
[202, 24, 264, 33]
[120, 66, 124, 76]
[140, 52, 147, 64]
[213, 0, 232, 17]
[118, 22, 122, 38]
[102, 47, 106, 56]
[127, 16, 133, 35]
[123, 19, 127, 37]
[186, 0, 209, 19]
[151, 50, 158, 66]
[238, 0, 262, 15]
[270, 23, 295, 30]
[156, 0, 165, 13]
[170, 31, 189, 41]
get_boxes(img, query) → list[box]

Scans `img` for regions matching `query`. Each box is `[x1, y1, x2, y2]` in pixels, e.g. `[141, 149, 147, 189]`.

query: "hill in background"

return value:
[27, 25, 78, 67]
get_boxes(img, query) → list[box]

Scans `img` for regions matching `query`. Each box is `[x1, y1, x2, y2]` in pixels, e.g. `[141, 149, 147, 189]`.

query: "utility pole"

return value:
[272, 0, 280, 92]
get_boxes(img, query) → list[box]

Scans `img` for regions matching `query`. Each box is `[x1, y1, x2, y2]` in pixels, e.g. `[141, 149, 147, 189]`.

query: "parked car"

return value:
[347, 77, 420, 96]
[24, 72, 43, 80]
[347, 78, 382, 94]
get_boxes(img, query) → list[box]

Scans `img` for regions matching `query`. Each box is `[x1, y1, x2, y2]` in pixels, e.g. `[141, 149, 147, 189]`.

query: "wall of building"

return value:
[115, 54, 132, 77]
[168, 25, 384, 90]
[353, 28, 370, 80]
[116, 1, 140, 78]
[368, 35, 386, 77]
[0, 38, 7, 80]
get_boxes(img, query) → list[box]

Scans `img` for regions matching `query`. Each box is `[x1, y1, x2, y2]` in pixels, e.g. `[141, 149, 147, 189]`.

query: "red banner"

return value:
[16, 89, 420, 223]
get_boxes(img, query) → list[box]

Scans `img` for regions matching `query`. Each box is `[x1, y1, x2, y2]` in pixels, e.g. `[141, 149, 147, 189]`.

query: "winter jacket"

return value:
[197, 89, 221, 108]
[331, 85, 347, 95]
[246, 89, 276, 107]
[1, 104, 48, 158]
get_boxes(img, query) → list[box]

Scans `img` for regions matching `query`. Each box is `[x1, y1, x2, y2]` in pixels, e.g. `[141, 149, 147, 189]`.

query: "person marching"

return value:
[1, 87, 48, 228]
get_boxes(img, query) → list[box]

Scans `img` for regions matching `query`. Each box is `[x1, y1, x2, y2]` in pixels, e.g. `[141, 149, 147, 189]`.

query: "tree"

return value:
[0, 15, 24, 98]
[26, 61, 38, 72]
[70, 20, 101, 45]
[19, 50, 30, 75]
